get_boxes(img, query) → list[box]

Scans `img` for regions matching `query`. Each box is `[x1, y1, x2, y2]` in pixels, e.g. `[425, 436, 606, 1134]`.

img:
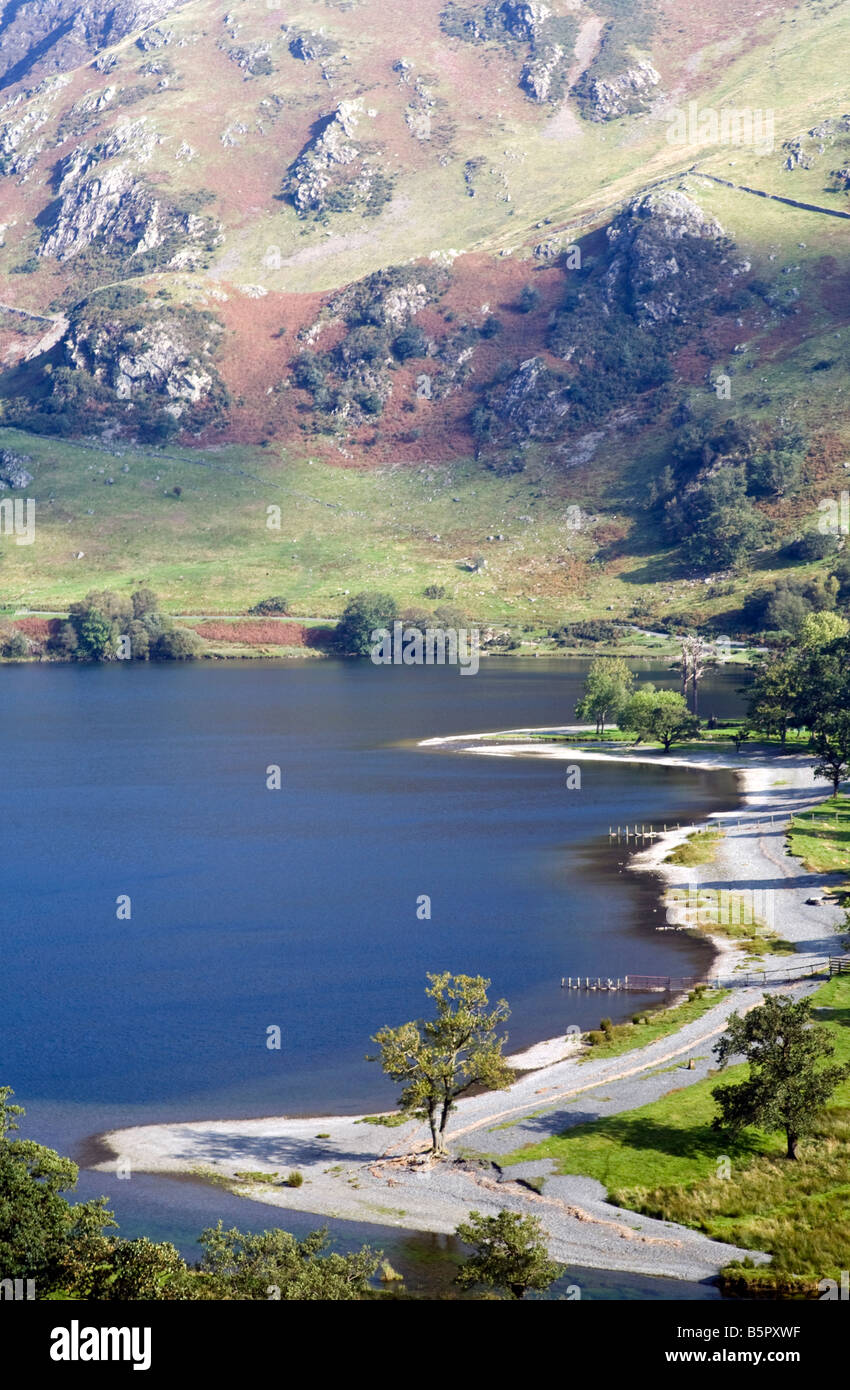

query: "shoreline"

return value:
[89, 731, 844, 1281]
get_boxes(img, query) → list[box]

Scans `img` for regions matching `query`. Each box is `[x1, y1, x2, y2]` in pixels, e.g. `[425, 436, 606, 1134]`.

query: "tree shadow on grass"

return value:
[547, 1114, 768, 1168]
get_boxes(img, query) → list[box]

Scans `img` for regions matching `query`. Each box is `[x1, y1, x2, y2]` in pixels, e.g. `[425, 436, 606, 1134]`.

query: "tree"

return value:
[679, 633, 714, 716]
[369, 973, 512, 1156]
[712, 995, 850, 1160]
[575, 657, 635, 735]
[798, 611, 849, 650]
[516, 285, 540, 313]
[667, 466, 770, 569]
[196, 1222, 379, 1301]
[151, 627, 205, 660]
[455, 1210, 559, 1300]
[619, 685, 700, 751]
[335, 591, 398, 657]
[811, 714, 850, 796]
[746, 649, 803, 745]
[0, 1086, 117, 1291]
[131, 587, 159, 619]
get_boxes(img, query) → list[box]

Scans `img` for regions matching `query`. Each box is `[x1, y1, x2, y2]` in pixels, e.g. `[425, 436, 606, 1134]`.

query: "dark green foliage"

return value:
[249, 596, 290, 615]
[746, 434, 806, 497]
[0, 1087, 380, 1300]
[664, 466, 770, 569]
[392, 325, 427, 361]
[0, 630, 29, 658]
[152, 628, 205, 660]
[713, 995, 850, 1160]
[479, 315, 502, 338]
[455, 1210, 560, 1300]
[334, 591, 399, 655]
[784, 531, 838, 563]
[550, 619, 620, 644]
[424, 584, 448, 599]
[196, 1221, 378, 1300]
[516, 284, 541, 313]
[50, 588, 203, 663]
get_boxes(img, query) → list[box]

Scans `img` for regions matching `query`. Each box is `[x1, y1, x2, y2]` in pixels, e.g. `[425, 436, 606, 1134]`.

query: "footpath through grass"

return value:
[503, 975, 850, 1292]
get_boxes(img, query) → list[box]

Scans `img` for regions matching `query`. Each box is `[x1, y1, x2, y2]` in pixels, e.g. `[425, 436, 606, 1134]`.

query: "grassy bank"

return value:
[788, 795, 850, 907]
[503, 975, 850, 1292]
[580, 988, 728, 1064]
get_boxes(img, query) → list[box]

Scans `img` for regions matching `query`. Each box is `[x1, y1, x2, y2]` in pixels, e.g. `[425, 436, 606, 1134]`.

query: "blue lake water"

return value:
[2, 656, 748, 1297]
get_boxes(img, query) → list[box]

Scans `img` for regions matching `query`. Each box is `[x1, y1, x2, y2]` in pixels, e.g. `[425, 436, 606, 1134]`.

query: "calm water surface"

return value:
[4, 657, 748, 1297]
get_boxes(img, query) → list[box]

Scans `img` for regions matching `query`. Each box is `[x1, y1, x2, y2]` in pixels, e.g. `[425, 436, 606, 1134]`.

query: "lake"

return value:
[3, 655, 748, 1296]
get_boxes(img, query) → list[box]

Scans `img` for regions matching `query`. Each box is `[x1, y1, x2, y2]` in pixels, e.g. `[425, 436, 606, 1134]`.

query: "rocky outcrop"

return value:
[65, 303, 222, 419]
[574, 59, 659, 121]
[488, 355, 570, 438]
[604, 189, 739, 323]
[39, 161, 207, 263]
[282, 101, 393, 217]
[0, 0, 189, 91]
[40, 117, 216, 264]
[54, 117, 160, 193]
[499, 1, 551, 42]
[0, 449, 33, 489]
[520, 44, 564, 102]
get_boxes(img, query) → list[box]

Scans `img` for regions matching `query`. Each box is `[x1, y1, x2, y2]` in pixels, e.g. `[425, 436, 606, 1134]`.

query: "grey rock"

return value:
[0, 449, 33, 489]
[0, 0, 188, 91]
[576, 60, 660, 122]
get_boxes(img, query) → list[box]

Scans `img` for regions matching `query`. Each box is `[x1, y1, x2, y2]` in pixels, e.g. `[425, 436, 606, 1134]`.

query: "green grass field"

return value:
[502, 975, 850, 1288]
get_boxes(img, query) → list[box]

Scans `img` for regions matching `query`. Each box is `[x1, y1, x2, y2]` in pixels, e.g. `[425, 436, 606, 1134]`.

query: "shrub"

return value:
[392, 325, 427, 361]
[784, 531, 838, 563]
[151, 628, 205, 660]
[249, 596, 290, 615]
[586, 1030, 605, 1046]
[285, 1171, 304, 1188]
[1, 631, 29, 658]
[516, 285, 540, 313]
[424, 584, 447, 600]
[335, 592, 398, 656]
[480, 315, 502, 338]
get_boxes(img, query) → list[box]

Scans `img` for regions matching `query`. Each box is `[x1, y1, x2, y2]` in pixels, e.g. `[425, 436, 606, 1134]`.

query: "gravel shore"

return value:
[93, 737, 846, 1282]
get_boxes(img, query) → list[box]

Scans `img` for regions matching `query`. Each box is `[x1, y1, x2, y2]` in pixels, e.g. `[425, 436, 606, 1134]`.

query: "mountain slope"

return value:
[0, 0, 848, 637]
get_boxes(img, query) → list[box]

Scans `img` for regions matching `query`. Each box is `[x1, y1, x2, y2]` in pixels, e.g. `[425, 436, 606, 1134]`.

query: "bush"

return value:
[151, 628, 205, 660]
[516, 285, 541, 314]
[1, 631, 28, 658]
[424, 584, 447, 600]
[586, 1030, 605, 1046]
[480, 315, 502, 338]
[784, 531, 838, 563]
[249, 596, 290, 615]
[335, 592, 398, 656]
[392, 325, 427, 361]
[285, 1171, 304, 1188]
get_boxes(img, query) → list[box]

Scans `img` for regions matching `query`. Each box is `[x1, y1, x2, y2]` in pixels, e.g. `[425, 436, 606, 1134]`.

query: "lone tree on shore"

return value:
[712, 995, 850, 1160]
[619, 685, 700, 752]
[575, 657, 634, 735]
[369, 973, 511, 1156]
[454, 1210, 560, 1300]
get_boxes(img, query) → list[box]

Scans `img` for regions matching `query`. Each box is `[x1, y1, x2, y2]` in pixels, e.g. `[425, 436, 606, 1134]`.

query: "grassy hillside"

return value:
[0, 0, 848, 629]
